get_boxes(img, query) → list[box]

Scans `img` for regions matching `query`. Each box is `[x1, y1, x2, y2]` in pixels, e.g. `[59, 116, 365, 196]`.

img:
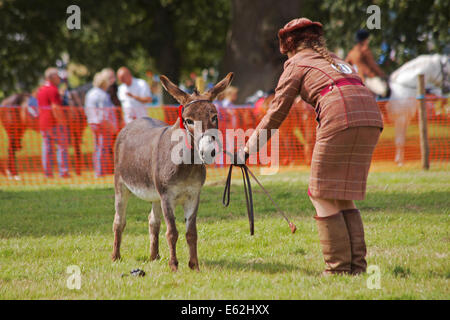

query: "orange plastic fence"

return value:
[0, 96, 448, 186]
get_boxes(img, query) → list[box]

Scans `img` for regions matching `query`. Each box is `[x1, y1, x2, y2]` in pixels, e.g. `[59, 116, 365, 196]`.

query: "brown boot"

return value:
[342, 209, 367, 274]
[315, 212, 352, 275]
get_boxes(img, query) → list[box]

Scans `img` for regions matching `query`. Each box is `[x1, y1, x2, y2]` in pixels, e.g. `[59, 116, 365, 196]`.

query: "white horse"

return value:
[386, 54, 449, 165]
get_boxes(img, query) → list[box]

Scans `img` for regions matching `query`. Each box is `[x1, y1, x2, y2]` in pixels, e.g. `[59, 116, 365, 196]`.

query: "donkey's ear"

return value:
[160, 75, 191, 105]
[205, 72, 234, 101]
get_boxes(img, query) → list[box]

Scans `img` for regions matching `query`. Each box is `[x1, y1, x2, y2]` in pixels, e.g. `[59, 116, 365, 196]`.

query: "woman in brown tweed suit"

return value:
[242, 18, 383, 275]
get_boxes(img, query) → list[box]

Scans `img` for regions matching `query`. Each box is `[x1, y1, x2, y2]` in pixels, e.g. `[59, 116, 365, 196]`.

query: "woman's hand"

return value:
[232, 149, 249, 166]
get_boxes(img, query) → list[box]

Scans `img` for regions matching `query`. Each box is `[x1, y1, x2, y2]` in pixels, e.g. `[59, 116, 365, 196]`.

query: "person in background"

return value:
[149, 80, 162, 107]
[102, 67, 123, 131]
[85, 71, 118, 177]
[345, 29, 388, 97]
[218, 86, 238, 127]
[181, 78, 196, 94]
[117, 67, 152, 124]
[102, 68, 121, 107]
[37, 67, 70, 178]
[1, 93, 29, 181]
[253, 89, 275, 122]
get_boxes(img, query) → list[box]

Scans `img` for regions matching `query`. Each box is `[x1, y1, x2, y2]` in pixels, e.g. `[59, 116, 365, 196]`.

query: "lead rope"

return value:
[222, 154, 297, 235]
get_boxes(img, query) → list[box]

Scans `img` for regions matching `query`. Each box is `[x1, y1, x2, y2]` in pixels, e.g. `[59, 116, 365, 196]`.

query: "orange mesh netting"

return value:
[0, 96, 448, 187]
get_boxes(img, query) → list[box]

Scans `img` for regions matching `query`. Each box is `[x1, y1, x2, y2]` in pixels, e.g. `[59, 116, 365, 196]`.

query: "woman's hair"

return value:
[280, 25, 337, 66]
[355, 29, 369, 43]
[93, 71, 109, 90]
[224, 86, 238, 99]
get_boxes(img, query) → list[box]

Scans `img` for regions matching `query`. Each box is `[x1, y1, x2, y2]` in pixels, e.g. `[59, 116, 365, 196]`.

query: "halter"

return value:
[178, 99, 211, 150]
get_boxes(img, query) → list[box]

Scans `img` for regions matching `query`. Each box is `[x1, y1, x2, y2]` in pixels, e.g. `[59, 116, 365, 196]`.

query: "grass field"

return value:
[0, 168, 449, 299]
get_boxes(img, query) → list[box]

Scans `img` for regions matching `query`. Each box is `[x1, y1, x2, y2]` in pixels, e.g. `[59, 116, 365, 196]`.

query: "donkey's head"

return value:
[160, 73, 234, 163]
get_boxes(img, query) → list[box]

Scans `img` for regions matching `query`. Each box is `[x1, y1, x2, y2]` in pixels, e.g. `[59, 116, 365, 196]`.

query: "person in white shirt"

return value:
[116, 67, 152, 124]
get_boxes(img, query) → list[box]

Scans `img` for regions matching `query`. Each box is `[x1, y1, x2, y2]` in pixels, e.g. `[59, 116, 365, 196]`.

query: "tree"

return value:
[222, 0, 449, 102]
[0, 0, 230, 102]
[0, 1, 69, 95]
[302, 0, 449, 72]
[221, 0, 301, 103]
[0, 0, 448, 101]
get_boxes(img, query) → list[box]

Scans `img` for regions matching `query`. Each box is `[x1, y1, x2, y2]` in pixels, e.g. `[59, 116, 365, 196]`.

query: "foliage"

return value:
[304, 0, 450, 73]
[0, 0, 230, 97]
[0, 0, 448, 98]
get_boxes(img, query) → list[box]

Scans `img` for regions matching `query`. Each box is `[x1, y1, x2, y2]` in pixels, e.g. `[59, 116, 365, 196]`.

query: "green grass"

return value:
[0, 169, 449, 299]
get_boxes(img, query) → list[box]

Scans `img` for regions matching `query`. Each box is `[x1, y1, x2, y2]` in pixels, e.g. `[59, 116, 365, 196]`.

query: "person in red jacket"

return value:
[37, 67, 70, 178]
[239, 18, 383, 275]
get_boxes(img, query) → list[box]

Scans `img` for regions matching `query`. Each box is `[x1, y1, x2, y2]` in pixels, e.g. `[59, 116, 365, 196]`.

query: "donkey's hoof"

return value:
[169, 261, 178, 272]
[150, 253, 160, 261]
[111, 253, 121, 262]
[188, 261, 200, 271]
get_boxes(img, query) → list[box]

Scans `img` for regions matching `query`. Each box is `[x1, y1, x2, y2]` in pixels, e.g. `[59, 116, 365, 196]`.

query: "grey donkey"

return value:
[112, 72, 234, 271]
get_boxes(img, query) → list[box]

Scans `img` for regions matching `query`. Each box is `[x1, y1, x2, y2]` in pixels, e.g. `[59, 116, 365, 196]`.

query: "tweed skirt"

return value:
[308, 126, 381, 200]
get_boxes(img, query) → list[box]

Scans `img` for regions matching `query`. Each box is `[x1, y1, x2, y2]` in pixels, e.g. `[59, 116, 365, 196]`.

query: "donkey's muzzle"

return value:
[198, 135, 217, 164]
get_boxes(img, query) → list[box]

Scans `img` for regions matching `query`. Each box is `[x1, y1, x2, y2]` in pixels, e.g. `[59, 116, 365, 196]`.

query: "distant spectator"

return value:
[345, 29, 388, 97]
[27, 89, 39, 119]
[36, 67, 70, 178]
[149, 80, 162, 107]
[1, 93, 29, 181]
[181, 78, 196, 94]
[221, 86, 239, 108]
[220, 86, 239, 128]
[100, 68, 123, 130]
[101, 68, 121, 107]
[253, 89, 274, 122]
[85, 71, 118, 177]
[117, 67, 152, 124]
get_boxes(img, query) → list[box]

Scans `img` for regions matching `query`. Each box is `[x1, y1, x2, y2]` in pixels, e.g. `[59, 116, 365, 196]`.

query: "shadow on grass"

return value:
[202, 258, 319, 275]
[0, 187, 448, 238]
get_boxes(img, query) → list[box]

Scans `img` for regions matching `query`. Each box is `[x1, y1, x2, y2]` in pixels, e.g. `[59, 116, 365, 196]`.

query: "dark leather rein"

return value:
[222, 155, 297, 236]
[223, 163, 255, 234]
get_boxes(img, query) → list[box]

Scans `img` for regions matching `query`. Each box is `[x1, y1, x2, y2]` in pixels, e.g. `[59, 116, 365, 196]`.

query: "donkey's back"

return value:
[114, 117, 169, 200]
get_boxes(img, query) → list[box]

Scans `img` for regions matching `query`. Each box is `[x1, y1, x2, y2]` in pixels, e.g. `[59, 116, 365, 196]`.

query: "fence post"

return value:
[417, 74, 430, 170]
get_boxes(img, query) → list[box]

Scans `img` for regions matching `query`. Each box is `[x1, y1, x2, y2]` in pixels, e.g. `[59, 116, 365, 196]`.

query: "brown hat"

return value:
[278, 18, 323, 38]
[278, 18, 323, 54]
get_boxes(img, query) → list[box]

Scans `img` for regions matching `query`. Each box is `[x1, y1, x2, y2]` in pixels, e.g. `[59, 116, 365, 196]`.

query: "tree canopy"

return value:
[0, 0, 448, 101]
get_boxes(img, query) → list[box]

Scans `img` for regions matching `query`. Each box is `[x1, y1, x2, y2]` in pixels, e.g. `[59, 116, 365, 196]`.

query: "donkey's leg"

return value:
[149, 202, 162, 261]
[161, 197, 179, 271]
[112, 180, 130, 261]
[184, 195, 200, 271]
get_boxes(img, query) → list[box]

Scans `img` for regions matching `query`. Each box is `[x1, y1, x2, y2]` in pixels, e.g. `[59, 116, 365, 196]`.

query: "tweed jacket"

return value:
[246, 48, 384, 152]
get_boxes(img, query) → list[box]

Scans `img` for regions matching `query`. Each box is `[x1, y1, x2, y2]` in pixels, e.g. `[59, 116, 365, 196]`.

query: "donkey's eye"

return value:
[211, 115, 218, 123]
[185, 119, 194, 126]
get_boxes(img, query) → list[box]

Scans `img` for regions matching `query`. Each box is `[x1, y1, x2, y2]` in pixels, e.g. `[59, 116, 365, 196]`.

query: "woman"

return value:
[85, 71, 119, 177]
[101, 67, 122, 107]
[242, 18, 384, 275]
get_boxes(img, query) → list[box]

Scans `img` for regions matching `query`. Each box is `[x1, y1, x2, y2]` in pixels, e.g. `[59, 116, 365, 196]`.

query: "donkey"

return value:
[112, 72, 234, 271]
